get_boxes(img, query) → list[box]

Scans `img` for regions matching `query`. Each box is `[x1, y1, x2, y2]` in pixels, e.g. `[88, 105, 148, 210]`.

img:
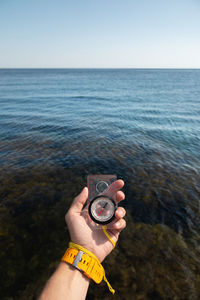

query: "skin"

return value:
[38, 180, 126, 300]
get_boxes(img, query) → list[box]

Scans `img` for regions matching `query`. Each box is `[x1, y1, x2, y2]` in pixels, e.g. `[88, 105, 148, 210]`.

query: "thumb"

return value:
[70, 187, 88, 213]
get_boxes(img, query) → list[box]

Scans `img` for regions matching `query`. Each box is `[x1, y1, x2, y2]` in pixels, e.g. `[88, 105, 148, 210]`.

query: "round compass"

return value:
[88, 196, 117, 225]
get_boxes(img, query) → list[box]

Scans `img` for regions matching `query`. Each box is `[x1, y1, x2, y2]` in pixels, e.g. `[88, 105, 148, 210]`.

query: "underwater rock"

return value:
[0, 165, 199, 299]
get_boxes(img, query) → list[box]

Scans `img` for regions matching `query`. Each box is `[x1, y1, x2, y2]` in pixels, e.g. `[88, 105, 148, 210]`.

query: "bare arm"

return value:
[38, 263, 90, 300]
[38, 180, 126, 300]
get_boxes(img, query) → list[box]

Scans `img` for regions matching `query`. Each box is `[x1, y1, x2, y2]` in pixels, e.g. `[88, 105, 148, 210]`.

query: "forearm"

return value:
[38, 262, 90, 300]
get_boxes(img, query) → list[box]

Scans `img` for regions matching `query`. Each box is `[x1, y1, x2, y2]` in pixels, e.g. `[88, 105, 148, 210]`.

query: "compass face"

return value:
[88, 196, 117, 225]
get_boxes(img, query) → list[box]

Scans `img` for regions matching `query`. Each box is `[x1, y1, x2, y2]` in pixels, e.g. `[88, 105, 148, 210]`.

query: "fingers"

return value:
[69, 187, 88, 214]
[107, 207, 126, 232]
[106, 216, 126, 242]
[104, 179, 124, 199]
[114, 190, 125, 204]
[113, 207, 126, 231]
[113, 218, 126, 231]
[115, 207, 126, 219]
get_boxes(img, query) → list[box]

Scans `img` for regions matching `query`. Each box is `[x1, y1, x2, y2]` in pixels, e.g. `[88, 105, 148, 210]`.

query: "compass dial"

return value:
[88, 196, 117, 225]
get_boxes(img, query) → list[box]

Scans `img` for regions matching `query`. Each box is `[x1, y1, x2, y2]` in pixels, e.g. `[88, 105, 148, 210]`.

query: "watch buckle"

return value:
[72, 250, 84, 271]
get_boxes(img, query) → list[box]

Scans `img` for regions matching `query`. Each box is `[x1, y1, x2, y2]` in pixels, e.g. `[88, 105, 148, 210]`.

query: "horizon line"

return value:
[1, 67, 200, 70]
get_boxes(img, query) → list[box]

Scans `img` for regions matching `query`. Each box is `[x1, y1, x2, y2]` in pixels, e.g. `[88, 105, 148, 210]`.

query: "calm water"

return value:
[0, 69, 200, 164]
[0, 69, 200, 299]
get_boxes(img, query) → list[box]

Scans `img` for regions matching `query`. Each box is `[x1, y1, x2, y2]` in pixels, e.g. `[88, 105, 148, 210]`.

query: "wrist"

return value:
[59, 262, 90, 283]
[61, 242, 115, 294]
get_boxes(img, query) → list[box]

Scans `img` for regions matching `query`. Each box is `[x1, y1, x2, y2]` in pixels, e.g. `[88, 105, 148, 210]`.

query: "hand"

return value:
[65, 180, 126, 262]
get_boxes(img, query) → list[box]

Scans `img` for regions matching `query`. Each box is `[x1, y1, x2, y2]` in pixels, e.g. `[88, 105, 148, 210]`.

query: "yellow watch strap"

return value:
[61, 242, 115, 294]
[62, 248, 103, 283]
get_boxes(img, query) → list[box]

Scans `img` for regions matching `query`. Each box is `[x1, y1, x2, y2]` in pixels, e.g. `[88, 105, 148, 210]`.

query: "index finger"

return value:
[103, 179, 124, 198]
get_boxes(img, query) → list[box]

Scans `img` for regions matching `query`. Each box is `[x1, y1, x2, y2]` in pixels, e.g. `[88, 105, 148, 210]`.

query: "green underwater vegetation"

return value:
[0, 163, 200, 300]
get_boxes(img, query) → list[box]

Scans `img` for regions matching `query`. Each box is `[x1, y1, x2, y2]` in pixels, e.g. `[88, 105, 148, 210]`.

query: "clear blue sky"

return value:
[0, 0, 200, 68]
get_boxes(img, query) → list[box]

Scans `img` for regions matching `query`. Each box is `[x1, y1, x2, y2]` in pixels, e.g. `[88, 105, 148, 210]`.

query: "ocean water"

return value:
[0, 69, 200, 161]
[0, 69, 200, 299]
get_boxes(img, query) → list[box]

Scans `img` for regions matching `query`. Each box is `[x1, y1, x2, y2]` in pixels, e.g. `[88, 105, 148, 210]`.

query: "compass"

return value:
[88, 195, 117, 225]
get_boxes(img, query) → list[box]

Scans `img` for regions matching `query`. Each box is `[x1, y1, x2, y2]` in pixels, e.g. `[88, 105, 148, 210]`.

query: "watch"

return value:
[62, 247, 104, 284]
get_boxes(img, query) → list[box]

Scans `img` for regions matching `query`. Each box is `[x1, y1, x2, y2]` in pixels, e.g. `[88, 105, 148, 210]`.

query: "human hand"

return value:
[65, 180, 126, 262]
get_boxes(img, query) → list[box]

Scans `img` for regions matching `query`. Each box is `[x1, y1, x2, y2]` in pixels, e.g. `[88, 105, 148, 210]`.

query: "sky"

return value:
[0, 0, 200, 68]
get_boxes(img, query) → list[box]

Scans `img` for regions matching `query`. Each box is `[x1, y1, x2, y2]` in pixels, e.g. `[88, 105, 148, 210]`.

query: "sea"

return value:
[0, 69, 200, 299]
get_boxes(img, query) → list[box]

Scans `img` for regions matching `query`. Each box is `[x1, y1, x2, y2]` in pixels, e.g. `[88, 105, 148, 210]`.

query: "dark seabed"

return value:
[0, 69, 200, 299]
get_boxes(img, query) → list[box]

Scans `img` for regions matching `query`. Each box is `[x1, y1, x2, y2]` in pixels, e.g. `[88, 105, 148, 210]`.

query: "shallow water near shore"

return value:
[0, 69, 200, 299]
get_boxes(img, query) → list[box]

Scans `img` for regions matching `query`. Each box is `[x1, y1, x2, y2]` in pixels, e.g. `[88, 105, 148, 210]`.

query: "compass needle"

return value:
[88, 196, 117, 225]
